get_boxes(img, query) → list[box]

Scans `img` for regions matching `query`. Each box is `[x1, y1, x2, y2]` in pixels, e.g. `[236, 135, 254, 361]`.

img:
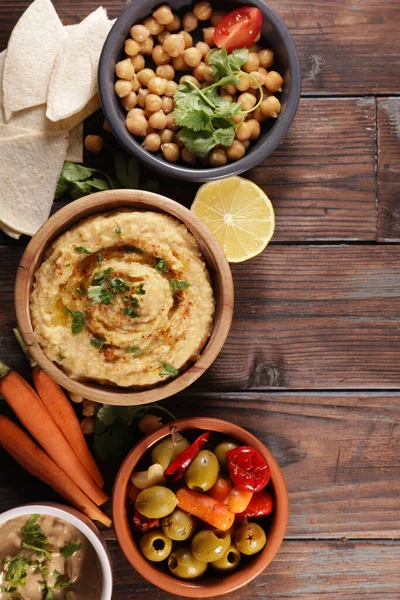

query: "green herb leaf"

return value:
[91, 337, 106, 351]
[159, 361, 179, 377]
[213, 127, 236, 147]
[64, 308, 85, 334]
[123, 307, 139, 318]
[134, 283, 146, 295]
[155, 258, 168, 274]
[61, 541, 82, 559]
[115, 227, 122, 235]
[75, 287, 86, 296]
[3, 555, 31, 592]
[92, 268, 114, 285]
[38, 565, 49, 578]
[126, 345, 142, 354]
[109, 277, 130, 294]
[57, 348, 65, 362]
[214, 98, 243, 119]
[21, 543, 53, 561]
[55, 162, 115, 200]
[97, 253, 103, 266]
[177, 129, 215, 158]
[74, 246, 91, 254]
[43, 587, 54, 600]
[169, 279, 190, 295]
[22, 515, 48, 546]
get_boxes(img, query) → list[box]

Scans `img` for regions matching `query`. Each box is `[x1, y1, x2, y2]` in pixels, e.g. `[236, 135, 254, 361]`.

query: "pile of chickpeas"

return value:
[114, 2, 284, 167]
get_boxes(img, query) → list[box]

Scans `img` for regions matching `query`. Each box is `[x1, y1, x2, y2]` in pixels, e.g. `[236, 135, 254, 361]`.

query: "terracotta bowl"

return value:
[112, 417, 289, 598]
[14, 190, 233, 406]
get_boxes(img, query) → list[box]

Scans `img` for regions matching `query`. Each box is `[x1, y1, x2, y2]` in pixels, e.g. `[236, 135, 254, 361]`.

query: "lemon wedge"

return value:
[191, 176, 275, 263]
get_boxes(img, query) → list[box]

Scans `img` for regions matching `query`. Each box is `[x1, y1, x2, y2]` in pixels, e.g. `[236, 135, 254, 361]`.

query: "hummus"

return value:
[30, 210, 215, 387]
[0, 513, 102, 600]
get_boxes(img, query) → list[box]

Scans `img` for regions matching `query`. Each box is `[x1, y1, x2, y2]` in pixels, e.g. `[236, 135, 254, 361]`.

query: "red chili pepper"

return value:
[227, 446, 270, 492]
[164, 431, 210, 481]
[235, 489, 274, 522]
[133, 508, 160, 532]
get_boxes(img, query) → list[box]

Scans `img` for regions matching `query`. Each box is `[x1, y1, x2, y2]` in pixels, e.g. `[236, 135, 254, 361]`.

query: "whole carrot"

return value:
[0, 416, 111, 528]
[0, 361, 107, 506]
[176, 488, 235, 531]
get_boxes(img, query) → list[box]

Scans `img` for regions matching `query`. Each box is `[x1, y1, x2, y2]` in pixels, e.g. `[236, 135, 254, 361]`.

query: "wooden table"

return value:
[1, 0, 400, 597]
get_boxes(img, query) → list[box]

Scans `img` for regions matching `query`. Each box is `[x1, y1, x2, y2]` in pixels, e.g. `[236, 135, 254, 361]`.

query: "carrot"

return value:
[227, 487, 253, 513]
[0, 416, 111, 528]
[0, 361, 107, 507]
[176, 488, 235, 531]
[32, 368, 104, 489]
[209, 477, 233, 504]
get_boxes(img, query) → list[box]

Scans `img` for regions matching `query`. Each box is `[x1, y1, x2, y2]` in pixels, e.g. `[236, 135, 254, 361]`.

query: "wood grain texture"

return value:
[106, 539, 400, 599]
[377, 98, 400, 241]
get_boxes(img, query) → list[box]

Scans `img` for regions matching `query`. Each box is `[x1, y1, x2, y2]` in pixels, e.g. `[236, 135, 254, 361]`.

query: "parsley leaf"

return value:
[159, 361, 179, 377]
[155, 258, 168, 274]
[43, 587, 54, 600]
[177, 129, 216, 158]
[57, 348, 65, 362]
[38, 565, 49, 578]
[3, 555, 31, 592]
[109, 277, 130, 294]
[122, 245, 143, 254]
[115, 227, 122, 235]
[87, 285, 112, 304]
[74, 246, 91, 254]
[92, 267, 114, 285]
[61, 541, 82, 559]
[135, 283, 146, 295]
[64, 308, 85, 334]
[169, 279, 190, 295]
[213, 127, 236, 147]
[91, 337, 106, 351]
[21, 543, 53, 561]
[97, 253, 103, 266]
[75, 287, 86, 296]
[126, 345, 142, 354]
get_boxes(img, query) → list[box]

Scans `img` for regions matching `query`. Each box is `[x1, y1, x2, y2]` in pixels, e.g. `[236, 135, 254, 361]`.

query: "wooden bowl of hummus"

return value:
[15, 190, 233, 405]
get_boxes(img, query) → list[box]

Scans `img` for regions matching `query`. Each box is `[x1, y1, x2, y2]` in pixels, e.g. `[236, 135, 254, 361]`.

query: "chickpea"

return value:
[181, 31, 193, 49]
[153, 4, 174, 25]
[115, 58, 134, 80]
[140, 36, 154, 55]
[182, 11, 198, 32]
[226, 139, 246, 161]
[238, 92, 257, 111]
[202, 27, 215, 46]
[181, 147, 197, 165]
[196, 41, 210, 58]
[249, 69, 267, 89]
[145, 93, 163, 112]
[222, 83, 237, 95]
[252, 106, 267, 122]
[180, 74, 200, 87]
[161, 96, 174, 114]
[172, 55, 187, 71]
[193, 1, 212, 20]
[124, 38, 141, 56]
[84, 134, 103, 154]
[148, 76, 167, 95]
[160, 128, 174, 143]
[164, 80, 178, 97]
[165, 13, 181, 31]
[235, 120, 253, 141]
[137, 88, 149, 108]
[130, 24, 150, 42]
[247, 118, 261, 140]
[115, 79, 132, 98]
[137, 68, 155, 87]
[158, 30, 171, 45]
[161, 142, 180, 162]
[144, 109, 153, 120]
[192, 62, 206, 82]
[69, 393, 83, 404]
[126, 114, 148, 136]
[143, 132, 161, 152]
[236, 73, 250, 91]
[143, 16, 164, 35]
[131, 54, 145, 72]
[131, 74, 141, 93]
[261, 95, 281, 118]
[265, 70, 284, 92]
[243, 52, 260, 73]
[259, 48, 274, 68]
[82, 399, 98, 417]
[81, 417, 94, 435]
[210, 10, 226, 26]
[181, 48, 200, 69]
[127, 107, 145, 118]
[152, 44, 171, 65]
[163, 34, 185, 57]
[203, 65, 217, 82]
[231, 113, 242, 124]
[103, 119, 111, 132]
[121, 91, 138, 110]
[156, 64, 175, 80]
[149, 110, 167, 129]
[209, 148, 227, 166]
[166, 112, 179, 131]
[221, 93, 233, 103]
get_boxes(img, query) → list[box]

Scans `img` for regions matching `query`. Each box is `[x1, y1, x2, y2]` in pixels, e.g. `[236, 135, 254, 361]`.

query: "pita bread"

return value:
[65, 122, 83, 163]
[2, 0, 66, 121]
[46, 7, 112, 122]
[0, 50, 6, 123]
[0, 130, 68, 235]
[0, 222, 21, 239]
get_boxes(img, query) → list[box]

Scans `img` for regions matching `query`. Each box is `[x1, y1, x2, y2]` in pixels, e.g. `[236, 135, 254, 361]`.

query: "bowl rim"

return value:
[14, 189, 234, 405]
[0, 502, 113, 600]
[98, 0, 302, 182]
[112, 417, 289, 597]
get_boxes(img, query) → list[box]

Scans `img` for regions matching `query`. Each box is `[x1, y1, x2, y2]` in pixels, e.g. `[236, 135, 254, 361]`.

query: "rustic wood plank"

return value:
[377, 98, 400, 241]
[1, 1, 399, 95]
[106, 539, 400, 599]
[0, 97, 377, 245]
[5, 244, 400, 389]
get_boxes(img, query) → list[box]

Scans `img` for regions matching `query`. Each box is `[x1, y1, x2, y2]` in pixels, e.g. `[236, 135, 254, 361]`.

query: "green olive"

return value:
[168, 546, 208, 579]
[191, 529, 231, 563]
[135, 486, 177, 519]
[211, 544, 241, 572]
[214, 440, 238, 470]
[234, 522, 266, 555]
[140, 530, 172, 562]
[151, 435, 189, 470]
[161, 508, 197, 541]
[184, 450, 219, 492]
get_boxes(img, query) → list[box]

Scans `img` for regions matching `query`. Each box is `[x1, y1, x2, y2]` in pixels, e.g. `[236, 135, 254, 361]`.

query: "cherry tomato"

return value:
[235, 489, 274, 522]
[226, 446, 270, 492]
[213, 7, 263, 53]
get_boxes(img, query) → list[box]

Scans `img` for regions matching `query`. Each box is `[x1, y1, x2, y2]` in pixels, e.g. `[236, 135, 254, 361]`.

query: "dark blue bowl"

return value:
[98, 0, 301, 182]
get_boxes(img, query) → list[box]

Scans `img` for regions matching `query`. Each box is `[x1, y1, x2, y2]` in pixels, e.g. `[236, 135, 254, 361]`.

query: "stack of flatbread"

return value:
[0, 0, 115, 238]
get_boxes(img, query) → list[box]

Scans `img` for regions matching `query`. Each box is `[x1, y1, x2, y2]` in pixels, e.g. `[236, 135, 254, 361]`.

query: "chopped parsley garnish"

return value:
[21, 543, 52, 561]
[123, 245, 143, 254]
[97, 253, 103, 266]
[57, 348, 65, 362]
[2, 555, 31, 592]
[109, 277, 130, 294]
[115, 227, 122, 235]
[123, 296, 139, 319]
[92, 267, 114, 285]
[91, 336, 106, 351]
[22, 515, 48, 546]
[38, 565, 49, 578]
[53, 569, 72, 589]
[169, 279, 190, 295]
[43, 587, 54, 600]
[87, 285, 114, 305]
[61, 541, 82, 559]
[88, 270, 131, 306]
[74, 246, 91, 254]
[126, 345, 142, 354]
[65, 263, 71, 267]
[134, 283, 146, 295]
[155, 258, 168, 274]
[159, 362, 179, 377]
[75, 287, 86, 296]
[64, 308, 85, 334]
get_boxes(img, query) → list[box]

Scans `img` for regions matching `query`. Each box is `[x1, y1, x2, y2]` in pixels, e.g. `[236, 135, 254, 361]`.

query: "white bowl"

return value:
[0, 503, 113, 600]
